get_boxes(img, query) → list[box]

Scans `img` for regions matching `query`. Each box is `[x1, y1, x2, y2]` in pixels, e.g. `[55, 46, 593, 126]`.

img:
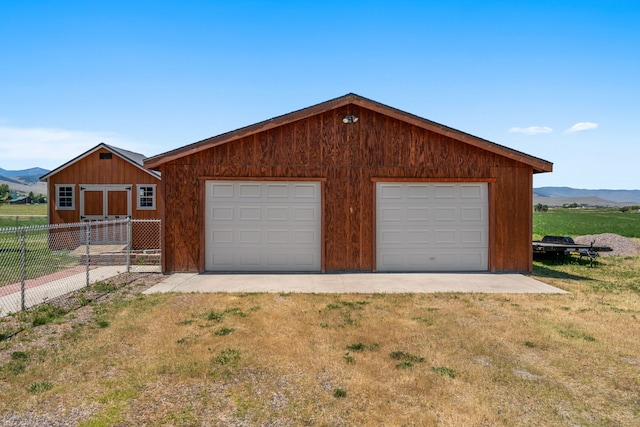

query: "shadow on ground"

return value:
[532, 256, 595, 281]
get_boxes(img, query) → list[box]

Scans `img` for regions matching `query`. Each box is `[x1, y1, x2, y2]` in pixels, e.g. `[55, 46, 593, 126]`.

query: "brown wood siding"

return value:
[46, 147, 161, 224]
[490, 166, 533, 272]
[161, 105, 535, 273]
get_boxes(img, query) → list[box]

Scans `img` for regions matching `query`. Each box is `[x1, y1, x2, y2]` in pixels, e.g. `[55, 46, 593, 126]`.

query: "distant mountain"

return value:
[0, 167, 50, 179]
[0, 168, 50, 178]
[0, 167, 49, 195]
[534, 187, 640, 206]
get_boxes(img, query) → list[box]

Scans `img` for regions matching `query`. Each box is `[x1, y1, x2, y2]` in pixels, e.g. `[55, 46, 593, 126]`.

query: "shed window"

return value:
[99, 153, 112, 159]
[137, 185, 156, 210]
[55, 185, 75, 210]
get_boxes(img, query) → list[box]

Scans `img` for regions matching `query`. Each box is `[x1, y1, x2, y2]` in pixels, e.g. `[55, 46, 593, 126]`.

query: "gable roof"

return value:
[40, 143, 161, 181]
[144, 93, 553, 173]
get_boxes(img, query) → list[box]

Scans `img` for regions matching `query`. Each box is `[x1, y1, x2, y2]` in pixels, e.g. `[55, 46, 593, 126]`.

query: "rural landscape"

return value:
[2, 0, 639, 425]
[1, 189, 639, 425]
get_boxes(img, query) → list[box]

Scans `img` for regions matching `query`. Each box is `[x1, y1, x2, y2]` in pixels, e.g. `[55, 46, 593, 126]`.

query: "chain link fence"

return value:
[0, 219, 160, 316]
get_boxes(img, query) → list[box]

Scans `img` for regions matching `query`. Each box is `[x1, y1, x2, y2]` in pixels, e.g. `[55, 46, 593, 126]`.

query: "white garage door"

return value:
[376, 182, 488, 272]
[205, 181, 321, 272]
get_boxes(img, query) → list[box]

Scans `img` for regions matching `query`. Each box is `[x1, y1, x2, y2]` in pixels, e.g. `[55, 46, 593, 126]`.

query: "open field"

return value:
[1, 256, 639, 426]
[533, 208, 640, 240]
[0, 204, 47, 216]
[0, 204, 47, 228]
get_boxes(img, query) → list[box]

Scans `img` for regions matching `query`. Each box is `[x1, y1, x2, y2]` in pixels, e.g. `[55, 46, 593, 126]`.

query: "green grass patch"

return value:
[333, 388, 347, 398]
[96, 319, 110, 329]
[391, 350, 425, 368]
[214, 327, 235, 336]
[90, 282, 120, 293]
[212, 349, 241, 366]
[343, 353, 356, 364]
[205, 307, 246, 324]
[533, 256, 640, 294]
[346, 342, 378, 352]
[431, 366, 456, 379]
[18, 303, 66, 327]
[533, 208, 640, 239]
[557, 323, 596, 342]
[11, 351, 28, 361]
[2, 360, 27, 375]
[28, 381, 53, 393]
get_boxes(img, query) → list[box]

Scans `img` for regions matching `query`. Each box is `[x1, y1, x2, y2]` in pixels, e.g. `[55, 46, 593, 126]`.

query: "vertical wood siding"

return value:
[162, 106, 534, 273]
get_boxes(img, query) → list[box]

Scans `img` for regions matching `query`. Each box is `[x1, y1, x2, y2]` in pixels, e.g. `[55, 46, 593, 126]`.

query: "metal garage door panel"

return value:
[205, 181, 321, 272]
[377, 182, 488, 272]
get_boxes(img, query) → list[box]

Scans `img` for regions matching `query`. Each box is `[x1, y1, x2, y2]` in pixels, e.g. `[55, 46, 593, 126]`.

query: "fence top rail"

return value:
[0, 218, 158, 234]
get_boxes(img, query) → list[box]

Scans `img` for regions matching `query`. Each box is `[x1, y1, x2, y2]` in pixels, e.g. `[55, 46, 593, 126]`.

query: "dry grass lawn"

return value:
[1, 256, 639, 426]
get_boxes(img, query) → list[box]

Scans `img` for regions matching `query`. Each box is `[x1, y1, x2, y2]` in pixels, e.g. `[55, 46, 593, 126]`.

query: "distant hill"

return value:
[0, 174, 23, 185]
[534, 187, 640, 207]
[0, 167, 50, 195]
[0, 167, 50, 183]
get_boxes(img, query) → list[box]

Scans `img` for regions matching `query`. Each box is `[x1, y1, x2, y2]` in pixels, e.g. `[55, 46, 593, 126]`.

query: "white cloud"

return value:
[0, 126, 144, 170]
[508, 126, 553, 135]
[564, 122, 598, 133]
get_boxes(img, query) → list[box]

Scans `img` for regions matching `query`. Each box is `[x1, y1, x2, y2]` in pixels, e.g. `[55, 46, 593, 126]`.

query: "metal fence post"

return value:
[20, 229, 26, 311]
[126, 218, 132, 273]
[85, 222, 91, 287]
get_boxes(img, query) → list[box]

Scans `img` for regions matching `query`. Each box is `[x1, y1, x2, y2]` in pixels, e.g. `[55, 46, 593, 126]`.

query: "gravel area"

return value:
[574, 233, 640, 257]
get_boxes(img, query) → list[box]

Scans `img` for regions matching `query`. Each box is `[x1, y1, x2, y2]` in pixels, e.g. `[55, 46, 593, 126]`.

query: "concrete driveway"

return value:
[143, 273, 566, 294]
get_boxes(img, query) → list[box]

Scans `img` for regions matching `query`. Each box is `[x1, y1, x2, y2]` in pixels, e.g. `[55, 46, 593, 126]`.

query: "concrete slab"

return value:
[143, 273, 567, 294]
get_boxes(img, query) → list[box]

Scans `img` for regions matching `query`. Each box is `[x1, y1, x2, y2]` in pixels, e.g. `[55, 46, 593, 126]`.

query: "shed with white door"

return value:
[145, 93, 552, 274]
[40, 143, 161, 247]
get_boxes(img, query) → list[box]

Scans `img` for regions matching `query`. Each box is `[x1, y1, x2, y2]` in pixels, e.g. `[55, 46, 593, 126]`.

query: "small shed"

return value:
[145, 94, 552, 274]
[41, 143, 161, 225]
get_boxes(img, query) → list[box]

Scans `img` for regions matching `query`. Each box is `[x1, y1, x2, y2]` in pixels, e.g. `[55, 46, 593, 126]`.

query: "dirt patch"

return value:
[574, 233, 640, 257]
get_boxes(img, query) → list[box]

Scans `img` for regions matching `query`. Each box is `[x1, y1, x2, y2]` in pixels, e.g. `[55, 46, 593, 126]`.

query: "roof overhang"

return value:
[40, 143, 161, 181]
[144, 93, 553, 173]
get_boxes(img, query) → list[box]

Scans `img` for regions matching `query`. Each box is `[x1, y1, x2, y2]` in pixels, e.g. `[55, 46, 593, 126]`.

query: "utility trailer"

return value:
[532, 235, 612, 267]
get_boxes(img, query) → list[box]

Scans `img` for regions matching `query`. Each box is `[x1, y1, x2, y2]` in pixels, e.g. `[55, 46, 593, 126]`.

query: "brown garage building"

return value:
[145, 94, 552, 274]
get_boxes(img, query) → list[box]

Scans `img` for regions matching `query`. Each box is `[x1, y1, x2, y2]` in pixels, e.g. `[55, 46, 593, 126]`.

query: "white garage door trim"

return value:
[205, 180, 322, 272]
[376, 182, 488, 272]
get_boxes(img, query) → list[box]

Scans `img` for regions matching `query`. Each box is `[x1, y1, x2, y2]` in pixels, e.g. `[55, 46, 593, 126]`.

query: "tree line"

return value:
[0, 184, 46, 205]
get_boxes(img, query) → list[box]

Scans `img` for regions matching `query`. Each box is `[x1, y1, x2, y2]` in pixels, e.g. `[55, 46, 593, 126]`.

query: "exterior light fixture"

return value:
[342, 115, 359, 124]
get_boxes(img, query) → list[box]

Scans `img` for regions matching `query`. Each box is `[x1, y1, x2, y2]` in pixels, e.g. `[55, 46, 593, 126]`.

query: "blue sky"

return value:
[1, 0, 638, 189]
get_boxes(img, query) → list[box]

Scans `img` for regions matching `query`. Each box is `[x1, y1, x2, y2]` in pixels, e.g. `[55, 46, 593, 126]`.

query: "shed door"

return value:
[205, 181, 321, 272]
[107, 190, 129, 218]
[376, 182, 488, 272]
[80, 185, 132, 220]
[82, 189, 104, 218]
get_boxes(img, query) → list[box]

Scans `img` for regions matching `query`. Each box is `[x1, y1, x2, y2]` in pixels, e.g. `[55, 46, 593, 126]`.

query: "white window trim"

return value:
[55, 184, 75, 210]
[136, 184, 156, 210]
